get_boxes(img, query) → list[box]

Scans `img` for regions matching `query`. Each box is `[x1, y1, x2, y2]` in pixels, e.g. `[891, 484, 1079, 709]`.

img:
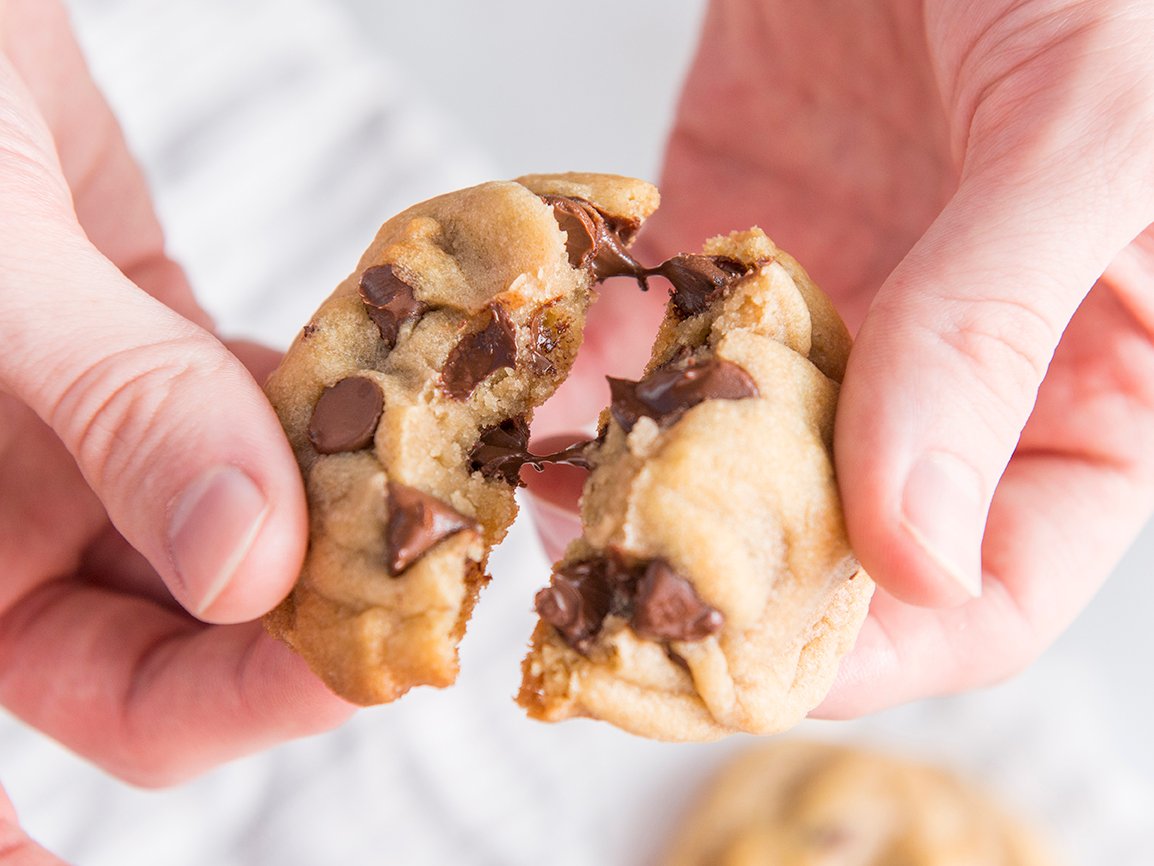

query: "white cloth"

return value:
[1, 1, 1151, 864]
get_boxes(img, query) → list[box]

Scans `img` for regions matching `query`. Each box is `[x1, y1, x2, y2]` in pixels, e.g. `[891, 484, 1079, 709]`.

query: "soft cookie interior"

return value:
[263, 173, 659, 704]
[518, 228, 875, 740]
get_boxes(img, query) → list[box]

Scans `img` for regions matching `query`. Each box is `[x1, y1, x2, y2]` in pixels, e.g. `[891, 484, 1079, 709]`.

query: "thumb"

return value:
[0, 70, 305, 624]
[837, 166, 1150, 606]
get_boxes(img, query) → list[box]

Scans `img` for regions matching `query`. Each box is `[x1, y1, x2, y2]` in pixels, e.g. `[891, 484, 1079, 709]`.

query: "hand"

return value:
[529, 0, 1154, 715]
[0, 0, 351, 812]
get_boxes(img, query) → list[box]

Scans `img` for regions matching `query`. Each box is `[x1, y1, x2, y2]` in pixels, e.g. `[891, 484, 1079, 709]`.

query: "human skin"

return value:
[530, 0, 1154, 717]
[0, 0, 352, 802]
[3, 0, 1154, 861]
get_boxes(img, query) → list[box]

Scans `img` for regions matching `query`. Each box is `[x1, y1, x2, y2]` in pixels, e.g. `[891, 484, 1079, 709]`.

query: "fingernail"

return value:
[167, 466, 269, 615]
[900, 451, 984, 598]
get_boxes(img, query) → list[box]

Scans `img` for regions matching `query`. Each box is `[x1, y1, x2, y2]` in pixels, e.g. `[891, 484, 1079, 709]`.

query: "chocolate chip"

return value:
[307, 376, 384, 454]
[652, 255, 748, 318]
[608, 357, 760, 433]
[544, 197, 598, 269]
[359, 264, 426, 348]
[534, 557, 620, 651]
[539, 552, 722, 651]
[469, 416, 533, 485]
[542, 195, 648, 282]
[630, 560, 723, 642]
[384, 481, 478, 576]
[301, 322, 319, 340]
[441, 304, 518, 400]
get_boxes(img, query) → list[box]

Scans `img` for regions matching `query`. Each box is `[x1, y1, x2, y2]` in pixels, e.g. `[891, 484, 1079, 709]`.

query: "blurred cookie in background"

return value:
[662, 739, 1060, 866]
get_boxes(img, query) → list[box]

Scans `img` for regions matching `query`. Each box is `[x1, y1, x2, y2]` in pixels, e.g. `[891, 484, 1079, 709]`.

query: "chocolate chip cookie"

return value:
[662, 740, 1058, 865]
[263, 173, 659, 704]
[518, 228, 875, 739]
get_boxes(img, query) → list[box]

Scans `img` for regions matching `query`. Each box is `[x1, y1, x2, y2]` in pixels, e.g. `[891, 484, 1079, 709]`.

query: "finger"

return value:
[0, 0, 207, 325]
[819, 449, 1154, 717]
[0, 60, 306, 623]
[837, 136, 1154, 606]
[0, 581, 352, 787]
[0, 784, 67, 865]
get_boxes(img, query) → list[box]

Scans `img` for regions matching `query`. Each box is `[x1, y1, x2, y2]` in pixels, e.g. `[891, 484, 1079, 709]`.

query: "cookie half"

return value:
[662, 740, 1058, 865]
[518, 228, 875, 739]
[264, 173, 659, 704]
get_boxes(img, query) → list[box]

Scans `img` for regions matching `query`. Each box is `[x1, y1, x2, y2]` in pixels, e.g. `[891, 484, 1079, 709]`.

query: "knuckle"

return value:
[934, 294, 1059, 428]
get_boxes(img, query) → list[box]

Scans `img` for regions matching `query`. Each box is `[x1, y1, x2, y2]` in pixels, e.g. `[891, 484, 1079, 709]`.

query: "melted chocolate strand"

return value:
[385, 482, 478, 576]
[441, 304, 518, 400]
[630, 560, 724, 642]
[609, 357, 760, 433]
[307, 376, 384, 454]
[541, 195, 757, 317]
[469, 419, 595, 486]
[359, 264, 426, 348]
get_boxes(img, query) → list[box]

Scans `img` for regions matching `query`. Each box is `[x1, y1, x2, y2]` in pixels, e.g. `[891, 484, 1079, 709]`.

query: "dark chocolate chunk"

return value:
[301, 322, 319, 340]
[544, 196, 598, 270]
[542, 195, 648, 282]
[535, 556, 630, 651]
[538, 551, 722, 651]
[385, 481, 478, 576]
[307, 376, 385, 454]
[630, 560, 724, 642]
[441, 304, 518, 400]
[359, 264, 426, 348]
[652, 254, 748, 318]
[608, 357, 760, 433]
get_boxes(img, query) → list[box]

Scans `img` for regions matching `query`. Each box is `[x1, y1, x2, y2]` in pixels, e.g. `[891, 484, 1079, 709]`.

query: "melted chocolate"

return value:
[469, 417, 594, 486]
[537, 551, 723, 652]
[609, 357, 760, 433]
[469, 416, 533, 485]
[542, 195, 647, 281]
[307, 376, 384, 454]
[541, 195, 757, 316]
[652, 254, 747, 318]
[630, 560, 724, 642]
[385, 481, 478, 576]
[441, 304, 518, 399]
[535, 554, 639, 651]
[359, 264, 426, 348]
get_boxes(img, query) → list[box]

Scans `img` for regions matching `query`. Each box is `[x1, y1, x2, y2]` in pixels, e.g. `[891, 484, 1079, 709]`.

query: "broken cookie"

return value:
[264, 174, 871, 739]
[517, 227, 875, 740]
[263, 173, 659, 704]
